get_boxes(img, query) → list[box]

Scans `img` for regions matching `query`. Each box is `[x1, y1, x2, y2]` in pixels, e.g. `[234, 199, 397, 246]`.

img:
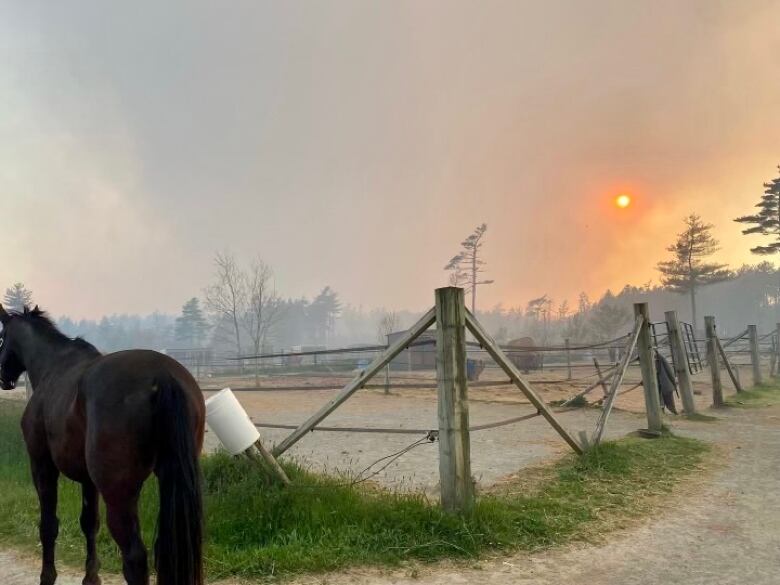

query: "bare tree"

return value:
[244, 258, 281, 382]
[205, 252, 247, 360]
[376, 310, 399, 345]
[444, 223, 494, 313]
[376, 310, 399, 394]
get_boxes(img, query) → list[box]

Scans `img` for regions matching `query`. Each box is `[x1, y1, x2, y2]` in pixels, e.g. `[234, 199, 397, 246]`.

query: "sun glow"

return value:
[615, 194, 631, 208]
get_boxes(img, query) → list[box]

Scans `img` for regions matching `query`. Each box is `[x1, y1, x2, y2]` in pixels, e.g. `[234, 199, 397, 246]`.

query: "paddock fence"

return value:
[189, 288, 779, 512]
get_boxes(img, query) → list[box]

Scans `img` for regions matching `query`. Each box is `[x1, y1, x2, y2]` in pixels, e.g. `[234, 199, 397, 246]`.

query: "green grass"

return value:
[726, 380, 780, 407]
[550, 394, 589, 408]
[0, 398, 709, 581]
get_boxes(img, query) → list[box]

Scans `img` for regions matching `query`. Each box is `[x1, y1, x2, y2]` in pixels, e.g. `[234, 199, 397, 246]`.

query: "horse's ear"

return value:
[0, 304, 8, 325]
[33, 305, 40, 313]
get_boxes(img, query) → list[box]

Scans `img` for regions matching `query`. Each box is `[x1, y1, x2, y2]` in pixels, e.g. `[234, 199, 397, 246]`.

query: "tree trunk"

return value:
[471, 253, 477, 314]
[233, 316, 243, 373]
[776, 270, 780, 324]
[690, 286, 697, 332]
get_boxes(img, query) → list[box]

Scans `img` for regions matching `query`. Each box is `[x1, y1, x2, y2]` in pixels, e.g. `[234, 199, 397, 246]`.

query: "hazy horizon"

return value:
[2, 1, 778, 319]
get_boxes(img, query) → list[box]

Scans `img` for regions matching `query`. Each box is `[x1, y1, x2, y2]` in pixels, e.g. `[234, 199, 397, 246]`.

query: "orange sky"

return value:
[0, 1, 778, 318]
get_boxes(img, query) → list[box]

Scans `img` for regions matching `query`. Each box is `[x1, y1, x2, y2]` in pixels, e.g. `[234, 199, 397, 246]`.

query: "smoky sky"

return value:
[1, 1, 778, 318]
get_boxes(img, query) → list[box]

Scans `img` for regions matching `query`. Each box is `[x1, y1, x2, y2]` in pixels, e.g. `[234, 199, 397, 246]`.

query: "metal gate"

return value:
[681, 321, 703, 374]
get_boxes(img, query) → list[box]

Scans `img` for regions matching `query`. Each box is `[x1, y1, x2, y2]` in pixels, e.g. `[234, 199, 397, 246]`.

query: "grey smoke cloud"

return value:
[1, 0, 778, 317]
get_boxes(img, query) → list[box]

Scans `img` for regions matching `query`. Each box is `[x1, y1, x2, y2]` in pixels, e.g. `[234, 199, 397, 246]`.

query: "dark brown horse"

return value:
[0, 305, 205, 585]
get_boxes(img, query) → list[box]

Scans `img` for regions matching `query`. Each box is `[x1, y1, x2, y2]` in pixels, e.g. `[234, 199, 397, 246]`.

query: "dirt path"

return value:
[288, 403, 780, 585]
[3, 401, 777, 584]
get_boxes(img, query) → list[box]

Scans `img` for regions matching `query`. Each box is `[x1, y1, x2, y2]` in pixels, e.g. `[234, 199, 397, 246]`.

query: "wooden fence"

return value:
[241, 288, 777, 513]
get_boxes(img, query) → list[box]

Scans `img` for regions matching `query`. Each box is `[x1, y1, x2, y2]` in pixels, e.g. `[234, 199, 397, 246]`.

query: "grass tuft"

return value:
[726, 381, 780, 408]
[549, 394, 589, 408]
[0, 398, 709, 581]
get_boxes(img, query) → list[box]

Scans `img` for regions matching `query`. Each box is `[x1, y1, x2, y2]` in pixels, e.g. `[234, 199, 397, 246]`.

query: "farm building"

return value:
[386, 329, 437, 370]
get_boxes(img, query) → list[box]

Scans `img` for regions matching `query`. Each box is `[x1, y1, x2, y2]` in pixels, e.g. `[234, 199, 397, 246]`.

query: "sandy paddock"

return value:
[200, 363, 749, 493]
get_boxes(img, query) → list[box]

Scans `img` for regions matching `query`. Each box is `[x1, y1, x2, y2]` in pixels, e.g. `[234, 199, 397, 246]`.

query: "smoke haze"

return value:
[1, 1, 778, 318]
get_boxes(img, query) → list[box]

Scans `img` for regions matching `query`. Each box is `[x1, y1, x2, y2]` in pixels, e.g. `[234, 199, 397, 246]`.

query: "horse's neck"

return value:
[22, 334, 85, 389]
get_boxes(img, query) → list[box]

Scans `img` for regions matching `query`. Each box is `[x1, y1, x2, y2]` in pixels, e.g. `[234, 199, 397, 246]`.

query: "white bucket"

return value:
[205, 388, 260, 455]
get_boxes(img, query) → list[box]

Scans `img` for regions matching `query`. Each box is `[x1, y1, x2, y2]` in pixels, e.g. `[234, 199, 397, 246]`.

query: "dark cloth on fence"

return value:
[655, 353, 678, 414]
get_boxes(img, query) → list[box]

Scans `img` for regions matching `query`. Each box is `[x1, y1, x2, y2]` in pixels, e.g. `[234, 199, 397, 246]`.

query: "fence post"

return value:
[747, 325, 763, 386]
[593, 358, 610, 396]
[665, 310, 696, 414]
[435, 287, 474, 513]
[774, 323, 780, 378]
[705, 316, 724, 407]
[635, 303, 663, 432]
[565, 338, 572, 380]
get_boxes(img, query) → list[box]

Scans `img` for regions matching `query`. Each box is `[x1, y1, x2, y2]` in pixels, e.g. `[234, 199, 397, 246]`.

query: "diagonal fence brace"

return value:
[464, 310, 583, 455]
[272, 306, 437, 456]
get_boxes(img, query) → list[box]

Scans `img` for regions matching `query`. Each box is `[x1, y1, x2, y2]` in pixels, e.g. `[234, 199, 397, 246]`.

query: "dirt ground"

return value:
[197, 364, 750, 493]
[283, 402, 780, 585]
[3, 364, 776, 584]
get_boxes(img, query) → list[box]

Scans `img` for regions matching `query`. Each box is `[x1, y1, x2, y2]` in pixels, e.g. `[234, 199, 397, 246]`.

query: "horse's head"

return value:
[0, 304, 27, 390]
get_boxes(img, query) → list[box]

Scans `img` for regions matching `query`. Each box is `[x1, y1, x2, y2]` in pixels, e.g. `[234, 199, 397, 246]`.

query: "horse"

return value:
[0, 304, 205, 585]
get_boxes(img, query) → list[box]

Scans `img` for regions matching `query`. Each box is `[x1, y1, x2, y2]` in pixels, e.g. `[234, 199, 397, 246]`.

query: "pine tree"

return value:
[657, 214, 731, 327]
[175, 298, 209, 347]
[734, 166, 780, 255]
[3, 282, 33, 312]
[310, 287, 341, 344]
[444, 223, 494, 313]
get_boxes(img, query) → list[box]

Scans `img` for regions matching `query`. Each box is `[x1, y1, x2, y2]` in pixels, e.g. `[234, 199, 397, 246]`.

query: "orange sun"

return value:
[615, 194, 631, 208]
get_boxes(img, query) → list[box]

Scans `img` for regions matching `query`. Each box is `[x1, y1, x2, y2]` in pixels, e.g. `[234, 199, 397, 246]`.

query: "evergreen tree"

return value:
[175, 298, 209, 347]
[657, 214, 731, 327]
[589, 290, 631, 341]
[444, 223, 494, 313]
[734, 166, 780, 255]
[3, 282, 33, 312]
[310, 287, 341, 344]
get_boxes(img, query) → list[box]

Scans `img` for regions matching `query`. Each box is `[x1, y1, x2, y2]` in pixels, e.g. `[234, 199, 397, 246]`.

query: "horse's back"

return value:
[80, 349, 205, 498]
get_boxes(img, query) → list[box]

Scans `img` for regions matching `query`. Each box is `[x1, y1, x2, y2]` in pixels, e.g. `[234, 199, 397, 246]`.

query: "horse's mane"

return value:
[11, 306, 100, 354]
[10, 305, 57, 328]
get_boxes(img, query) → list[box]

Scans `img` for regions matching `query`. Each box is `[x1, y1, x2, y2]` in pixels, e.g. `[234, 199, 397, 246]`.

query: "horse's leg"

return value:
[80, 481, 101, 585]
[105, 495, 148, 585]
[32, 455, 60, 585]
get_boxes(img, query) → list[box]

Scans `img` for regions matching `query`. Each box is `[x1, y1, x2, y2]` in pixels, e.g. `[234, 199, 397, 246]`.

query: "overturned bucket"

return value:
[205, 388, 260, 455]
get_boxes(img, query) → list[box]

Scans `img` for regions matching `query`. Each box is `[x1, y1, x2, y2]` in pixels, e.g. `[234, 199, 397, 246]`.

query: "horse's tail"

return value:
[154, 375, 204, 585]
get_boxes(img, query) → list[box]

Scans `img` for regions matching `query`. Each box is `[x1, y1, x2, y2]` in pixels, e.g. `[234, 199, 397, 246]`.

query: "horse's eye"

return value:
[0, 338, 4, 349]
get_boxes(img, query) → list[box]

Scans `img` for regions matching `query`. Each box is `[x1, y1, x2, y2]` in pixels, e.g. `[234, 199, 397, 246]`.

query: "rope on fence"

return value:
[591, 381, 643, 405]
[349, 432, 438, 486]
[254, 406, 572, 436]
[231, 333, 635, 363]
[469, 411, 541, 431]
[254, 421, 433, 434]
